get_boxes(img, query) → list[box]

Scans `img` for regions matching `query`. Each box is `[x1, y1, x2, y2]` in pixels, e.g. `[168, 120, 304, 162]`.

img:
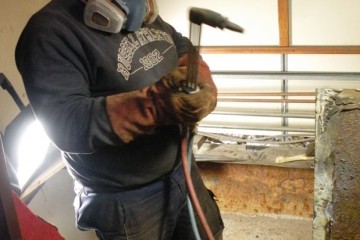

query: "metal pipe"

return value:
[212, 110, 315, 119]
[186, 21, 201, 92]
[217, 98, 315, 103]
[186, 7, 244, 92]
[0, 73, 26, 111]
[212, 71, 360, 80]
[280, 54, 289, 137]
[218, 92, 315, 96]
[197, 132, 315, 141]
[198, 124, 315, 133]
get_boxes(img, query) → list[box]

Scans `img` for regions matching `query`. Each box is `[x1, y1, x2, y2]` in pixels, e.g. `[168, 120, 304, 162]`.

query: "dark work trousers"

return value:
[73, 160, 224, 240]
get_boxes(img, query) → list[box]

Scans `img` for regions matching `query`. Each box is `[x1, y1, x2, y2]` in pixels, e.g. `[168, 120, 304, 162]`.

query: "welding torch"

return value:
[182, 7, 244, 93]
[180, 7, 243, 240]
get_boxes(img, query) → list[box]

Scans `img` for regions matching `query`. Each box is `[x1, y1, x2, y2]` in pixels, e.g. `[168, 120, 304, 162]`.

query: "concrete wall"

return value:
[314, 89, 360, 240]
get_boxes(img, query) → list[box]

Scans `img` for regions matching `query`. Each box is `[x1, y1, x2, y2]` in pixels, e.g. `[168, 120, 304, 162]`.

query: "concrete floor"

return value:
[221, 212, 313, 240]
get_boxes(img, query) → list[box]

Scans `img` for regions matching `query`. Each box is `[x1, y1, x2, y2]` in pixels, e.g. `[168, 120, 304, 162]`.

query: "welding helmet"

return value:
[84, 0, 158, 33]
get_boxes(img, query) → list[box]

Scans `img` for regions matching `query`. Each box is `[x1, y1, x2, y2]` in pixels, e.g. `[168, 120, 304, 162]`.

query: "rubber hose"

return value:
[181, 127, 215, 240]
[186, 130, 201, 240]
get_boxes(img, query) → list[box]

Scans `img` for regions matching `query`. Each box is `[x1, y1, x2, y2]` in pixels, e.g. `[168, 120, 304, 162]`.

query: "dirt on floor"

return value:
[221, 212, 312, 240]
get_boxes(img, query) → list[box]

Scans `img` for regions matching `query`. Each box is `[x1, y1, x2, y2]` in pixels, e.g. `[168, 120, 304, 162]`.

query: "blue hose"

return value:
[181, 126, 214, 240]
[186, 130, 202, 240]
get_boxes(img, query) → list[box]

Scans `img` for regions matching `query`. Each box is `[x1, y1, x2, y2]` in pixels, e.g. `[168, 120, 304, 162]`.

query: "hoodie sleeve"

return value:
[15, 18, 121, 154]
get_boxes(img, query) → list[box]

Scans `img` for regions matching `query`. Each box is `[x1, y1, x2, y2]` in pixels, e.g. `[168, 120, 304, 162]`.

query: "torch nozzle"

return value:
[223, 20, 244, 34]
[189, 7, 244, 33]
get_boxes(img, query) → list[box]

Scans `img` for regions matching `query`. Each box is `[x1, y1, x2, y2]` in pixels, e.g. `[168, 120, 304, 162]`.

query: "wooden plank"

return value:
[201, 46, 360, 54]
[278, 0, 290, 46]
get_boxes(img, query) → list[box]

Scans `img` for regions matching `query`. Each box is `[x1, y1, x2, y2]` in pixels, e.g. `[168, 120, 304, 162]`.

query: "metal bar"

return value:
[212, 110, 315, 119]
[0, 74, 4, 87]
[0, 73, 26, 111]
[280, 54, 289, 136]
[198, 124, 315, 133]
[200, 46, 360, 54]
[198, 132, 315, 141]
[217, 98, 315, 103]
[212, 71, 360, 80]
[187, 23, 201, 91]
[218, 92, 315, 96]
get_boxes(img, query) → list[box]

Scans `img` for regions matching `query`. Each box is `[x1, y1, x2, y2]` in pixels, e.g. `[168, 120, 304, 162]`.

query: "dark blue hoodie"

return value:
[16, 0, 192, 189]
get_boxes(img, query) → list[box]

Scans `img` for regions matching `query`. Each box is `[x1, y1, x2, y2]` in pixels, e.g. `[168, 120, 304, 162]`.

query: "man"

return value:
[15, 0, 224, 239]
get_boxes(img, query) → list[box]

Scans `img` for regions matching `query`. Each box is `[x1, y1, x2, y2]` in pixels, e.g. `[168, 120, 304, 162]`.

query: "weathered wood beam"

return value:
[278, 0, 290, 47]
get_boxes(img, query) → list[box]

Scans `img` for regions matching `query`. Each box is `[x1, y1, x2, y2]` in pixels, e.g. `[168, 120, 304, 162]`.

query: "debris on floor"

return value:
[221, 212, 312, 240]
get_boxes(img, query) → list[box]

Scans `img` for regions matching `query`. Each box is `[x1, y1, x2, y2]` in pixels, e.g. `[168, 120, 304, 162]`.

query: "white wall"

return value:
[0, 0, 49, 132]
[157, 0, 360, 45]
[157, 0, 279, 45]
[156, 0, 360, 73]
[292, 0, 360, 45]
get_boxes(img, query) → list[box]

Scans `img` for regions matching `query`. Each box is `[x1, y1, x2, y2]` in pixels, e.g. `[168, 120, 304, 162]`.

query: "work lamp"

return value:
[1, 73, 63, 200]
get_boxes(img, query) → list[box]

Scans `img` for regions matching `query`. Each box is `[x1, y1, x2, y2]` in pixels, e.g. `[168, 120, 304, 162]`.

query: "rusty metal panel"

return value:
[314, 89, 360, 240]
[198, 162, 314, 217]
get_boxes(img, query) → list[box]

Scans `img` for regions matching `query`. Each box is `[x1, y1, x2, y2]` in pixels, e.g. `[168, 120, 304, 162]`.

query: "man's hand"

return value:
[157, 56, 217, 123]
[106, 56, 217, 143]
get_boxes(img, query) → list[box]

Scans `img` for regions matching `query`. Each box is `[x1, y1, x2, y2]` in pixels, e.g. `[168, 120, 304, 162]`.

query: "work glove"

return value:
[106, 55, 217, 143]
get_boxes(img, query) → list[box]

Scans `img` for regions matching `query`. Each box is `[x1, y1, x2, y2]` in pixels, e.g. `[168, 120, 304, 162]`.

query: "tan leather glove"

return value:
[106, 56, 217, 143]
[160, 61, 217, 122]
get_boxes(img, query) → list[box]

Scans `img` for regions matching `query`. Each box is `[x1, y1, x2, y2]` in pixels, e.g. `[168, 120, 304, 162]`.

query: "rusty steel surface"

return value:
[331, 110, 360, 240]
[314, 89, 360, 240]
[197, 162, 314, 217]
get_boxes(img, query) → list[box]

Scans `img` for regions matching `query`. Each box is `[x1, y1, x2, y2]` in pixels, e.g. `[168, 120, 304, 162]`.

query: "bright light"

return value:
[17, 120, 50, 188]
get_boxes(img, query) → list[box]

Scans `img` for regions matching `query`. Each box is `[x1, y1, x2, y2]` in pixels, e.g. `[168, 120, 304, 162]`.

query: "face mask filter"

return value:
[84, 0, 128, 33]
[84, 0, 158, 33]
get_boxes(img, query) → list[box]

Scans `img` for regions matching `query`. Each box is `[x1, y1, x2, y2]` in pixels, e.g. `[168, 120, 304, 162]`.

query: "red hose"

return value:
[181, 128, 215, 240]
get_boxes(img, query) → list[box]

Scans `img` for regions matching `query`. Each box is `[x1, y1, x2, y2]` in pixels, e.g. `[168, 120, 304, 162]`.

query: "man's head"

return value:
[84, 0, 158, 33]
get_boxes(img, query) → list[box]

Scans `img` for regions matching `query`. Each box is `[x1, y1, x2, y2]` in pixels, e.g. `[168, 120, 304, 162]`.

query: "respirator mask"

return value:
[84, 0, 158, 33]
